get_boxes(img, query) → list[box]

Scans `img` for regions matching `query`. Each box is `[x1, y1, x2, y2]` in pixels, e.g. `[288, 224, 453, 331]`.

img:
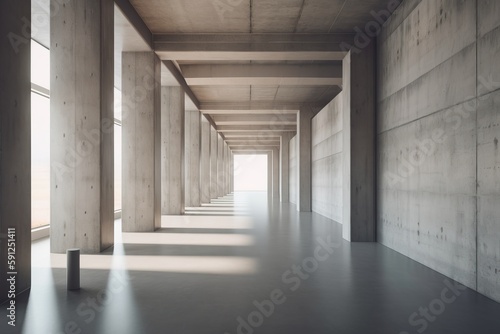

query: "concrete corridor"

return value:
[2, 193, 500, 334]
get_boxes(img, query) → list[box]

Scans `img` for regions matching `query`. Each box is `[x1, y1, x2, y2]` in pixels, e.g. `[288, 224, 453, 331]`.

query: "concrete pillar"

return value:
[161, 87, 185, 215]
[272, 148, 280, 200]
[217, 135, 224, 197]
[0, 0, 31, 302]
[200, 116, 211, 203]
[342, 44, 376, 242]
[267, 152, 273, 198]
[185, 110, 201, 207]
[225, 143, 230, 195]
[230, 152, 235, 192]
[296, 107, 317, 212]
[210, 127, 218, 200]
[50, 0, 114, 253]
[280, 134, 293, 202]
[122, 52, 161, 232]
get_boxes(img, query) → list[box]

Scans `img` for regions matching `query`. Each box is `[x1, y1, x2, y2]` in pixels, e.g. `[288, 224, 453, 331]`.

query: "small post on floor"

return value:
[67, 249, 80, 290]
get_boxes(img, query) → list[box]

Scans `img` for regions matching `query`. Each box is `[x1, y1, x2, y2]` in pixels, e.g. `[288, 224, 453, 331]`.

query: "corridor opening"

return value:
[233, 154, 268, 192]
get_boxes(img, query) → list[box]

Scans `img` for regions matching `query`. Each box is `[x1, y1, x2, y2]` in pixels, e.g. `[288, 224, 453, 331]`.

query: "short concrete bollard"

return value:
[67, 248, 80, 290]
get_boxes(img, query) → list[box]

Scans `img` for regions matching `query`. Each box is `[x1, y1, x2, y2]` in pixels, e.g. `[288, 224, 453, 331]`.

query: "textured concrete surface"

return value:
[217, 135, 225, 197]
[296, 108, 316, 212]
[0, 0, 31, 303]
[342, 43, 376, 242]
[122, 52, 161, 232]
[161, 86, 185, 215]
[377, 0, 500, 302]
[50, 0, 115, 253]
[200, 116, 211, 203]
[280, 134, 293, 202]
[289, 136, 297, 205]
[210, 127, 219, 200]
[312, 94, 343, 223]
[185, 110, 201, 207]
[272, 148, 280, 200]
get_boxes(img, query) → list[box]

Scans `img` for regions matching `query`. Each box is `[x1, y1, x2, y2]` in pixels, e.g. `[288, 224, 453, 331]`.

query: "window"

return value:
[31, 39, 50, 228]
[114, 87, 122, 212]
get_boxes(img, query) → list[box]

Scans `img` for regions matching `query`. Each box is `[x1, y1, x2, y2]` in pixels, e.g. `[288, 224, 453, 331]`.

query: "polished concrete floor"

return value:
[2, 192, 500, 334]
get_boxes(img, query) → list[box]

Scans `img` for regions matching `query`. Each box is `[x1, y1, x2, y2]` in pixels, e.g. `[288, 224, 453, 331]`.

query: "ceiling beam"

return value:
[217, 125, 297, 132]
[212, 114, 296, 125]
[154, 33, 353, 61]
[181, 64, 342, 86]
[229, 145, 280, 150]
[200, 101, 322, 111]
[224, 132, 295, 138]
[115, 0, 153, 49]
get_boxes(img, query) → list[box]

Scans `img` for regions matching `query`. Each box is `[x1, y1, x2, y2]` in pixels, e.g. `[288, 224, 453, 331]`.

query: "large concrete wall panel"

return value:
[378, 0, 500, 302]
[312, 94, 343, 223]
[477, 89, 500, 301]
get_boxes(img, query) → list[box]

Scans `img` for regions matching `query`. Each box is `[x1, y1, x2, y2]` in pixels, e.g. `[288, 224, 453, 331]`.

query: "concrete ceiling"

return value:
[127, 0, 396, 146]
[32, 0, 397, 149]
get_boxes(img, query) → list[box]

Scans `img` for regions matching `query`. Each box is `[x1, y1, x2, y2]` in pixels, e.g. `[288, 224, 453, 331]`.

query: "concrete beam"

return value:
[115, 0, 153, 49]
[0, 0, 31, 303]
[211, 114, 297, 125]
[203, 110, 298, 115]
[217, 125, 297, 132]
[229, 145, 279, 151]
[122, 52, 161, 232]
[224, 132, 291, 138]
[226, 140, 281, 146]
[154, 33, 353, 61]
[200, 101, 320, 111]
[182, 64, 342, 86]
[50, 0, 114, 253]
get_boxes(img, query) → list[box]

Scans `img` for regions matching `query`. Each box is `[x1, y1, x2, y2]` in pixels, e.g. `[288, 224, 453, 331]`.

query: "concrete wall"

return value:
[289, 136, 297, 205]
[0, 0, 31, 303]
[311, 94, 343, 223]
[378, 0, 500, 301]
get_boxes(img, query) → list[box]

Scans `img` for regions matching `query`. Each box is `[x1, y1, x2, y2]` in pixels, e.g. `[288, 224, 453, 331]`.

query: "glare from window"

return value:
[31, 39, 50, 90]
[234, 155, 268, 192]
[31, 93, 50, 228]
[114, 123, 122, 211]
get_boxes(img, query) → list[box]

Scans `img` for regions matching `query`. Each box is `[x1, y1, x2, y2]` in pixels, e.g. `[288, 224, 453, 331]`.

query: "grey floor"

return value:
[2, 192, 500, 334]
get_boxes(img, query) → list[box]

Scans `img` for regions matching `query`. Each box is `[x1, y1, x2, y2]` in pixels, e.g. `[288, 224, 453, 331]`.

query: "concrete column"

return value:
[272, 148, 280, 200]
[200, 116, 211, 203]
[185, 110, 201, 207]
[50, 0, 114, 253]
[225, 143, 230, 195]
[0, 0, 31, 302]
[342, 45, 376, 242]
[161, 87, 185, 215]
[210, 127, 218, 200]
[217, 135, 224, 197]
[230, 152, 235, 192]
[296, 107, 317, 212]
[122, 52, 161, 232]
[280, 134, 293, 202]
[267, 152, 273, 198]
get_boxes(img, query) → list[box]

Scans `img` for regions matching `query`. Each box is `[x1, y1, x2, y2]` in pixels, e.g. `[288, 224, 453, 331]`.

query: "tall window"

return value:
[31, 40, 50, 228]
[114, 87, 122, 212]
